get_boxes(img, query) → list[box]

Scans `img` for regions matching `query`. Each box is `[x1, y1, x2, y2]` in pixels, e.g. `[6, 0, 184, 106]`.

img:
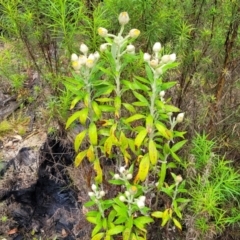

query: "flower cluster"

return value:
[98, 12, 140, 55]
[88, 184, 105, 200]
[144, 42, 176, 78]
[71, 43, 100, 72]
[113, 166, 133, 181]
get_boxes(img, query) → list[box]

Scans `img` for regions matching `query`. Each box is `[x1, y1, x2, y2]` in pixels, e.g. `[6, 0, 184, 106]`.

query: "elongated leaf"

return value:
[134, 128, 148, 149]
[79, 107, 89, 125]
[99, 105, 115, 112]
[74, 129, 87, 152]
[70, 95, 83, 110]
[134, 154, 150, 182]
[95, 97, 113, 102]
[148, 139, 158, 165]
[92, 101, 102, 119]
[87, 145, 95, 162]
[89, 122, 98, 146]
[161, 81, 177, 90]
[132, 101, 149, 107]
[94, 159, 103, 183]
[123, 227, 132, 240]
[155, 123, 173, 140]
[170, 151, 181, 162]
[91, 232, 105, 240]
[92, 221, 103, 236]
[173, 217, 182, 230]
[125, 114, 146, 123]
[86, 216, 97, 224]
[132, 91, 149, 105]
[171, 140, 187, 153]
[107, 225, 125, 235]
[75, 150, 87, 167]
[151, 211, 163, 218]
[104, 136, 113, 156]
[123, 103, 136, 113]
[66, 111, 82, 129]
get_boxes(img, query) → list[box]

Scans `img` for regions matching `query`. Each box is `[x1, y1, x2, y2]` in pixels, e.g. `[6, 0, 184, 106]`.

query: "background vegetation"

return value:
[0, 0, 240, 239]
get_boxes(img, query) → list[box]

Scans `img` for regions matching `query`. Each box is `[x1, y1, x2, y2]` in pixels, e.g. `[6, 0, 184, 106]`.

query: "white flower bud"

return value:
[175, 175, 183, 184]
[153, 42, 161, 52]
[129, 29, 140, 38]
[98, 27, 108, 37]
[71, 53, 78, 61]
[78, 55, 87, 65]
[119, 166, 126, 173]
[126, 44, 135, 53]
[126, 173, 133, 180]
[161, 55, 170, 64]
[169, 53, 176, 62]
[99, 190, 105, 197]
[119, 195, 126, 202]
[80, 43, 89, 54]
[159, 91, 165, 98]
[138, 196, 146, 202]
[143, 53, 151, 62]
[86, 54, 95, 68]
[72, 60, 81, 71]
[118, 12, 130, 25]
[125, 191, 130, 197]
[136, 199, 145, 209]
[100, 43, 109, 52]
[150, 59, 158, 68]
[94, 51, 100, 61]
[114, 173, 120, 179]
[88, 192, 95, 197]
[91, 184, 97, 191]
[176, 112, 185, 123]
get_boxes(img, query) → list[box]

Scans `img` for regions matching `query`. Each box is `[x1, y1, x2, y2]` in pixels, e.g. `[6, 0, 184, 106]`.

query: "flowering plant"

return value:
[65, 12, 188, 240]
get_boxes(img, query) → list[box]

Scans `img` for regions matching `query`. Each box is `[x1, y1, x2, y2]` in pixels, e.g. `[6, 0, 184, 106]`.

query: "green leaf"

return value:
[171, 140, 188, 153]
[173, 217, 182, 230]
[123, 227, 132, 240]
[122, 103, 136, 113]
[74, 129, 87, 152]
[99, 105, 115, 112]
[74, 150, 87, 167]
[86, 211, 99, 217]
[145, 64, 153, 82]
[164, 105, 180, 113]
[107, 225, 125, 235]
[161, 81, 177, 90]
[79, 108, 89, 125]
[134, 154, 150, 183]
[95, 97, 113, 103]
[148, 139, 158, 165]
[125, 114, 146, 123]
[70, 95, 83, 110]
[92, 101, 102, 119]
[155, 123, 173, 140]
[91, 232, 105, 240]
[108, 210, 117, 224]
[134, 128, 148, 149]
[134, 75, 149, 84]
[132, 101, 149, 107]
[66, 111, 82, 129]
[89, 122, 98, 146]
[132, 91, 149, 105]
[170, 151, 181, 162]
[151, 211, 163, 218]
[87, 216, 97, 224]
[133, 216, 151, 231]
[114, 215, 127, 224]
[92, 221, 103, 236]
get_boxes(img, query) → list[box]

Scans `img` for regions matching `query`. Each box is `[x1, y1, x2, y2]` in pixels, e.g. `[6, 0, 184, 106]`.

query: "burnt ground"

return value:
[0, 135, 92, 240]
